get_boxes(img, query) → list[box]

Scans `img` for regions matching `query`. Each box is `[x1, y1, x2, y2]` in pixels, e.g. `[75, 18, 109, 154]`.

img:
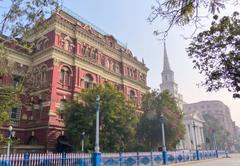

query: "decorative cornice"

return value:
[54, 15, 148, 72]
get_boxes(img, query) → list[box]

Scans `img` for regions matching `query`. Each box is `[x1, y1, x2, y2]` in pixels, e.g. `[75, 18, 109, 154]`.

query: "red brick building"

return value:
[0, 8, 149, 152]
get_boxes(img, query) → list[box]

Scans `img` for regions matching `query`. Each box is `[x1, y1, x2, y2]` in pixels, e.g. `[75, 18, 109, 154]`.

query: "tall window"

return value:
[11, 108, 18, 119]
[41, 66, 47, 83]
[60, 69, 65, 84]
[65, 70, 70, 85]
[101, 57, 105, 67]
[0, 76, 3, 86]
[59, 99, 66, 119]
[106, 59, 110, 69]
[91, 50, 97, 59]
[113, 62, 116, 72]
[129, 90, 136, 100]
[12, 75, 22, 87]
[60, 66, 72, 86]
[33, 68, 39, 86]
[84, 74, 93, 89]
[82, 46, 86, 55]
[86, 48, 91, 57]
[64, 40, 69, 51]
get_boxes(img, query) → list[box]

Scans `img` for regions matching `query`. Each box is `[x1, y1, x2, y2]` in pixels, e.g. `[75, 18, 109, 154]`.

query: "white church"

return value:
[160, 42, 205, 150]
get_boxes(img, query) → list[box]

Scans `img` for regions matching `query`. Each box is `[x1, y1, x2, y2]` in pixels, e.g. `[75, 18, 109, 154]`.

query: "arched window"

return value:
[60, 66, 72, 86]
[84, 74, 93, 89]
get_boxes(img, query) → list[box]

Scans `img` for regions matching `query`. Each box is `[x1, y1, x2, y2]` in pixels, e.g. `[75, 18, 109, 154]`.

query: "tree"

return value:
[0, 0, 58, 133]
[202, 113, 231, 150]
[64, 84, 139, 152]
[1, 0, 59, 39]
[187, 12, 240, 98]
[148, 0, 238, 37]
[136, 90, 185, 151]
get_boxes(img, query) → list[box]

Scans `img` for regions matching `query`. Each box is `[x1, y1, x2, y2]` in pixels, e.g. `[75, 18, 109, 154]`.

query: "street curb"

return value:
[167, 157, 225, 166]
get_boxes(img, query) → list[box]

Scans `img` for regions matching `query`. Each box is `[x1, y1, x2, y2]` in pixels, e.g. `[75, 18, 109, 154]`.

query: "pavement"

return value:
[168, 153, 240, 166]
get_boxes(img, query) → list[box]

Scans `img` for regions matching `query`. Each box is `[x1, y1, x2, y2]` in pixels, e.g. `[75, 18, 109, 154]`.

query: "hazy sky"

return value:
[61, 0, 240, 126]
[1, 1, 239, 126]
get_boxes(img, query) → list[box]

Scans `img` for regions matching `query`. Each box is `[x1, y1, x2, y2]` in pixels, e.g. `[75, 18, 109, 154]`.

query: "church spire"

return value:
[163, 42, 171, 71]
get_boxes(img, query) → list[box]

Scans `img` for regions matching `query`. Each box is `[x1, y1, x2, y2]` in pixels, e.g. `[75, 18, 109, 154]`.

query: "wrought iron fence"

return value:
[0, 150, 225, 166]
[0, 153, 91, 166]
[101, 150, 224, 166]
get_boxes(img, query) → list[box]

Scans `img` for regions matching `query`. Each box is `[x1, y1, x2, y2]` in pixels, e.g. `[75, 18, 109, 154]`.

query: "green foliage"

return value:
[0, 44, 22, 126]
[0, 0, 59, 39]
[148, 0, 229, 37]
[188, 12, 240, 98]
[65, 84, 138, 152]
[202, 114, 231, 150]
[136, 90, 185, 151]
[0, 0, 59, 132]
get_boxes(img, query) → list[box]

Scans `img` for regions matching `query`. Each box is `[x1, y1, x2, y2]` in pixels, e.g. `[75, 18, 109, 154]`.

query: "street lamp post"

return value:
[193, 121, 200, 160]
[95, 95, 100, 153]
[92, 95, 101, 166]
[81, 132, 85, 153]
[7, 125, 14, 165]
[160, 112, 167, 165]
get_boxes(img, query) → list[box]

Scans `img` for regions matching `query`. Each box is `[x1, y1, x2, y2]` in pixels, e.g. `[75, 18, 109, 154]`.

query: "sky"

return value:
[61, 0, 240, 127]
[1, 1, 239, 126]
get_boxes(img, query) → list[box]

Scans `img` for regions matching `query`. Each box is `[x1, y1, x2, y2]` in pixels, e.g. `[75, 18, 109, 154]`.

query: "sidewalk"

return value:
[167, 157, 224, 165]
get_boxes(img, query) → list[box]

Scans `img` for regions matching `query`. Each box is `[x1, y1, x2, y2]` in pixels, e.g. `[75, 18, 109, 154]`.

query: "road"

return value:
[170, 153, 240, 166]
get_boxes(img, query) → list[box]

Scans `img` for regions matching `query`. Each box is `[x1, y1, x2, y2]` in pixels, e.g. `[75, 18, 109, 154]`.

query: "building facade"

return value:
[183, 100, 237, 151]
[183, 101, 235, 138]
[181, 112, 205, 150]
[0, 8, 149, 152]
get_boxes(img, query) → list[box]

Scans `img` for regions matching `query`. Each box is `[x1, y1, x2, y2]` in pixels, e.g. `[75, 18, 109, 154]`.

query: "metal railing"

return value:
[0, 150, 225, 166]
[0, 153, 91, 166]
